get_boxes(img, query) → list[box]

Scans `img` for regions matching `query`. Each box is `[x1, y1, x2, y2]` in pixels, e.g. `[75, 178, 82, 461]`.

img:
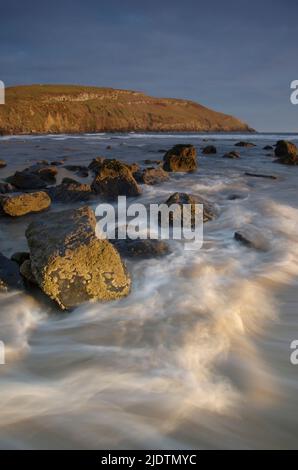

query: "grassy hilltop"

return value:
[0, 84, 253, 135]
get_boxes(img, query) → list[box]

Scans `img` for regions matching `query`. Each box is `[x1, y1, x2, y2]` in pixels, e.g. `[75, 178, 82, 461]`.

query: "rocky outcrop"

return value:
[223, 151, 240, 159]
[134, 166, 169, 185]
[202, 145, 217, 155]
[163, 145, 197, 172]
[0, 160, 7, 168]
[0, 253, 24, 292]
[235, 141, 256, 147]
[25, 206, 131, 309]
[92, 159, 141, 198]
[0, 191, 51, 216]
[0, 85, 253, 135]
[165, 192, 215, 227]
[6, 171, 48, 189]
[48, 180, 93, 202]
[275, 140, 298, 165]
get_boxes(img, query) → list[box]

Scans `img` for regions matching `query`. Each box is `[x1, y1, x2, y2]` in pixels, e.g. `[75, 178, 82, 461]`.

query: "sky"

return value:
[0, 0, 297, 131]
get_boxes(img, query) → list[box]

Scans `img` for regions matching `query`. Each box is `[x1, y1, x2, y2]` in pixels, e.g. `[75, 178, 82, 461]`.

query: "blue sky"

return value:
[0, 0, 297, 131]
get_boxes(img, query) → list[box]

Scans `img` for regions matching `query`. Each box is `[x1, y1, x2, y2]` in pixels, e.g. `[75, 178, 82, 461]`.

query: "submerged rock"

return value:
[20, 259, 37, 285]
[25, 206, 131, 309]
[111, 238, 170, 259]
[235, 141, 256, 147]
[274, 140, 298, 165]
[244, 172, 277, 180]
[0, 252, 24, 292]
[6, 171, 48, 189]
[0, 160, 7, 168]
[163, 144, 197, 172]
[234, 226, 269, 250]
[0, 191, 51, 216]
[0, 182, 15, 193]
[202, 145, 217, 154]
[263, 145, 273, 150]
[92, 159, 141, 198]
[165, 192, 215, 226]
[48, 180, 93, 202]
[223, 151, 240, 159]
[134, 166, 169, 185]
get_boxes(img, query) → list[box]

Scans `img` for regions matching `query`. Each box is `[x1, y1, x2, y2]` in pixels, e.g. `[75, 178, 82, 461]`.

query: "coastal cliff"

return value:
[0, 85, 253, 135]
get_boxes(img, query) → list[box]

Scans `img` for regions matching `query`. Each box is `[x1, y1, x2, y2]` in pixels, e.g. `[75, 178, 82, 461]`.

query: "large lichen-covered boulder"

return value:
[165, 192, 215, 226]
[92, 159, 141, 198]
[275, 140, 298, 165]
[25, 206, 131, 309]
[0, 253, 24, 292]
[163, 144, 197, 172]
[0, 191, 51, 216]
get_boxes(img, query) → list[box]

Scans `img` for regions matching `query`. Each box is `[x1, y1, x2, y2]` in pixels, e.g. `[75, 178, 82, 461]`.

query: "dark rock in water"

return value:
[165, 192, 215, 226]
[234, 226, 269, 250]
[202, 145, 217, 155]
[244, 172, 277, 180]
[6, 171, 48, 189]
[11, 251, 30, 266]
[20, 259, 37, 285]
[0, 182, 15, 193]
[223, 151, 240, 159]
[0, 252, 24, 292]
[64, 165, 89, 177]
[274, 140, 298, 165]
[0, 191, 51, 216]
[143, 159, 162, 165]
[51, 161, 64, 166]
[134, 166, 169, 185]
[30, 164, 58, 183]
[0, 160, 7, 168]
[163, 144, 197, 172]
[263, 145, 273, 150]
[47, 180, 93, 202]
[106, 145, 112, 150]
[88, 157, 105, 173]
[25, 206, 131, 310]
[235, 141, 256, 147]
[111, 238, 170, 259]
[92, 159, 141, 198]
[227, 193, 246, 200]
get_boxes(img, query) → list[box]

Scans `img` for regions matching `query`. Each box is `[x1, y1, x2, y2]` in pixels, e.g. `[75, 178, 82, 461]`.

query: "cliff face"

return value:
[0, 85, 253, 135]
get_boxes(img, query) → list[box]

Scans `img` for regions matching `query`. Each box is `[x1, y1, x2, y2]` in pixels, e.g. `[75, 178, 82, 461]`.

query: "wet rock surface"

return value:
[25, 206, 131, 309]
[92, 159, 141, 198]
[0, 191, 51, 216]
[163, 144, 197, 172]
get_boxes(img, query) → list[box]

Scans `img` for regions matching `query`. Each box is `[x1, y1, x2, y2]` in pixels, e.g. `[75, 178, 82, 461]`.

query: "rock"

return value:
[223, 151, 240, 159]
[0, 252, 24, 292]
[88, 157, 105, 173]
[11, 252, 30, 266]
[51, 160, 64, 166]
[64, 165, 89, 177]
[111, 239, 170, 259]
[29, 164, 58, 183]
[143, 159, 162, 165]
[92, 159, 141, 198]
[165, 192, 215, 226]
[126, 162, 140, 174]
[6, 171, 48, 189]
[134, 166, 169, 185]
[234, 226, 269, 250]
[0, 191, 51, 217]
[202, 145, 217, 154]
[163, 144, 197, 172]
[0, 160, 7, 168]
[244, 172, 277, 180]
[106, 145, 112, 150]
[235, 141, 256, 147]
[263, 145, 273, 150]
[20, 259, 37, 284]
[48, 180, 93, 202]
[274, 140, 298, 165]
[0, 182, 15, 193]
[25, 206, 131, 309]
